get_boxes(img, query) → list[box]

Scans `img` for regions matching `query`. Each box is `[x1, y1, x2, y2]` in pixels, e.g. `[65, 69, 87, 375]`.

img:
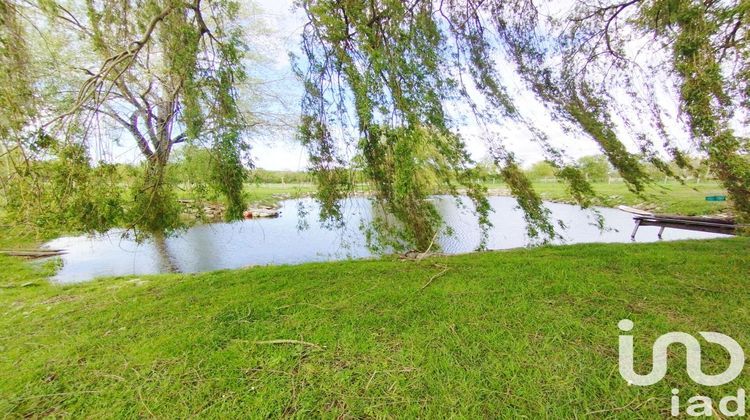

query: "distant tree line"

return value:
[521, 155, 718, 183]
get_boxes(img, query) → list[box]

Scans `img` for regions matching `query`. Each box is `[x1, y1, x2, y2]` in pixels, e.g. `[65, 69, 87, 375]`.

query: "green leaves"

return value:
[0, 0, 35, 138]
[299, 0, 750, 245]
[641, 0, 750, 221]
[4, 142, 126, 234]
[298, 1, 492, 250]
[2, 0, 257, 236]
[358, 125, 489, 251]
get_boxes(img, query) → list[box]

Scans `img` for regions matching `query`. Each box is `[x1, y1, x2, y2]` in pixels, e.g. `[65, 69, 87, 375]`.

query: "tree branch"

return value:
[171, 133, 187, 145]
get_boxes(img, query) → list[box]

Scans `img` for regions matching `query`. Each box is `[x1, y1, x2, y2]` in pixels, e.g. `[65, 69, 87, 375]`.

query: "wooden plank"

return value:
[635, 216, 736, 229]
[641, 214, 736, 225]
[0, 249, 66, 258]
[633, 218, 736, 236]
[618, 206, 654, 216]
[619, 205, 737, 225]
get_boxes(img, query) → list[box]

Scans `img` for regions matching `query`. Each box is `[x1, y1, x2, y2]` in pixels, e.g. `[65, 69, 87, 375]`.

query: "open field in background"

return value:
[1, 238, 749, 417]
[245, 180, 730, 216]
[505, 180, 730, 216]
[243, 182, 317, 207]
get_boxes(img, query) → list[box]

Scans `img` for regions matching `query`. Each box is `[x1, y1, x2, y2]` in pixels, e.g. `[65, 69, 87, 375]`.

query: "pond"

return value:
[44, 196, 728, 283]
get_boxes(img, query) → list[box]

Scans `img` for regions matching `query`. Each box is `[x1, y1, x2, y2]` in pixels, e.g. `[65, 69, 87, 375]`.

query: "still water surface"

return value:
[45, 196, 727, 283]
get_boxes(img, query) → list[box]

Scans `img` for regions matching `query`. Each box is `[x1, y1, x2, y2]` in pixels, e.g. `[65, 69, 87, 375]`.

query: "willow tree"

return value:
[1, 0, 254, 234]
[297, 0, 750, 249]
[562, 0, 750, 216]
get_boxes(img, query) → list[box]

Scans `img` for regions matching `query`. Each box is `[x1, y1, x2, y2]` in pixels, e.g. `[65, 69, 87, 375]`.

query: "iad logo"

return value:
[618, 319, 745, 386]
[617, 319, 746, 417]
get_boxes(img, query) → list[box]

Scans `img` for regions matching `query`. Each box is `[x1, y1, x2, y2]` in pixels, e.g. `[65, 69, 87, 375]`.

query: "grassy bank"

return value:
[2, 238, 749, 417]
[244, 182, 316, 207]
[523, 181, 729, 216]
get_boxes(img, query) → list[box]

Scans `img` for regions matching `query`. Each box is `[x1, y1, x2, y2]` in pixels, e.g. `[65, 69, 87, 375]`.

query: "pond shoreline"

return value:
[42, 196, 730, 283]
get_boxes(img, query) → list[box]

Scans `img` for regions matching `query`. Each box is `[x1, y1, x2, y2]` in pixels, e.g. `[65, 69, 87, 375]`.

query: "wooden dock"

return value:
[618, 206, 742, 240]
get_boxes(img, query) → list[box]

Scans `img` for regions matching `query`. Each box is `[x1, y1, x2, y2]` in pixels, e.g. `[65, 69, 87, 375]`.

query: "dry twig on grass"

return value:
[252, 339, 322, 349]
[275, 303, 331, 311]
[420, 264, 450, 290]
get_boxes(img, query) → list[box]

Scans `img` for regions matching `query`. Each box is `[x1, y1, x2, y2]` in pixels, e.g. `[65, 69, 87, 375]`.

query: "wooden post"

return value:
[630, 219, 642, 241]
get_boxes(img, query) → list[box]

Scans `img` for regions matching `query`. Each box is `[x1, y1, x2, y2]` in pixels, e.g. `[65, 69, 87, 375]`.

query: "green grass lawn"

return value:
[244, 182, 316, 207]
[2, 238, 749, 417]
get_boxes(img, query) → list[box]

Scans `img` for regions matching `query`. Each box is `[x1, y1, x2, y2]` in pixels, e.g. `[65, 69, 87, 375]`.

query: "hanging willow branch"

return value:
[1, 0, 256, 235]
[47, 3, 178, 127]
[296, 0, 750, 250]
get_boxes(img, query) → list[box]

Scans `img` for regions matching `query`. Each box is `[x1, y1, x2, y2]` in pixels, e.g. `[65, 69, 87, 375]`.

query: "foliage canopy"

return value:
[295, 0, 750, 249]
[0, 0, 261, 235]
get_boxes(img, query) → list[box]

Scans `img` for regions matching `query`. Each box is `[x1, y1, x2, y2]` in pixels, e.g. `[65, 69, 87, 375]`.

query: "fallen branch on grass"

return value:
[416, 231, 439, 260]
[420, 264, 450, 290]
[275, 303, 332, 311]
[252, 339, 322, 349]
[400, 231, 442, 261]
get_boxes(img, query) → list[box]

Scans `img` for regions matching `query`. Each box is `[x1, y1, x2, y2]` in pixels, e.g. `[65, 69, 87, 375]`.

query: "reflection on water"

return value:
[152, 233, 179, 274]
[45, 196, 728, 283]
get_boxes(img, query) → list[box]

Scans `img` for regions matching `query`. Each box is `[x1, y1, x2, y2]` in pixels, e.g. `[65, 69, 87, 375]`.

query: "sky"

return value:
[241, 0, 310, 170]
[107, 0, 689, 171]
